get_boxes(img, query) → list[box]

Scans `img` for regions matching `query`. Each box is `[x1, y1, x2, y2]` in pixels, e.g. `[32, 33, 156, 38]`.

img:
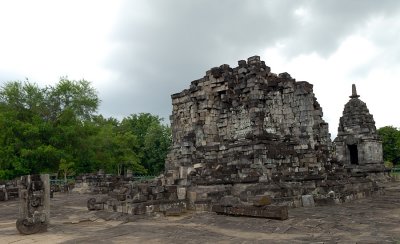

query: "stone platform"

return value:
[1, 182, 399, 243]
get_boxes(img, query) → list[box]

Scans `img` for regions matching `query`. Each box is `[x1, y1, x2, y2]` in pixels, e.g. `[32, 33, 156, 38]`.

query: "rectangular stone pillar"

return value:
[17, 174, 50, 235]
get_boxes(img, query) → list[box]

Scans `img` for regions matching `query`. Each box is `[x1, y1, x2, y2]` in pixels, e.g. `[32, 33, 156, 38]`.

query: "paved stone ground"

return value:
[1, 182, 400, 243]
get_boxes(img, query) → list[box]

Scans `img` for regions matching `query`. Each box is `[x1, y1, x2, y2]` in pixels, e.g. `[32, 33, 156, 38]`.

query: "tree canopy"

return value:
[0, 79, 171, 179]
[377, 126, 400, 165]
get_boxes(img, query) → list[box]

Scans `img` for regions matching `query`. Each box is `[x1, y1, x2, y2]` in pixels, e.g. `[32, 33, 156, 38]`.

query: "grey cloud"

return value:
[103, 0, 301, 120]
[101, 0, 400, 121]
[283, 0, 400, 56]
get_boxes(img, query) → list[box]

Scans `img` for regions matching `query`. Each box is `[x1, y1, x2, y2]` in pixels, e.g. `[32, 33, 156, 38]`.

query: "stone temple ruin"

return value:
[165, 56, 386, 207]
[166, 56, 333, 207]
[79, 56, 387, 219]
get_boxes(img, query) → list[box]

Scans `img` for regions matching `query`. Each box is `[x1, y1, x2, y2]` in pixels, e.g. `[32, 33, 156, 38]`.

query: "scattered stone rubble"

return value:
[84, 173, 188, 217]
[0, 179, 19, 201]
[73, 173, 128, 194]
[74, 172, 188, 216]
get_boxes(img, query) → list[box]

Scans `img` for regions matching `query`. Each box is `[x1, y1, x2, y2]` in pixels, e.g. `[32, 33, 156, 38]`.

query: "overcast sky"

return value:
[1, 0, 399, 138]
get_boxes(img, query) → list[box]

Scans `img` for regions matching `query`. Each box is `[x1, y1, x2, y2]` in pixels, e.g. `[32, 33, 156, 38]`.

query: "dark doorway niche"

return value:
[348, 144, 358, 165]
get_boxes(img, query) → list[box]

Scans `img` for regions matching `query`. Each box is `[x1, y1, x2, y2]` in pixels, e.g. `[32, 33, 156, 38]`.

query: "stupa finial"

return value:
[350, 84, 360, 98]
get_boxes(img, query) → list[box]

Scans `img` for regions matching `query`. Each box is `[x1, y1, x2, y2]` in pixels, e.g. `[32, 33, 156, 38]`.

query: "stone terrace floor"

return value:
[1, 182, 400, 244]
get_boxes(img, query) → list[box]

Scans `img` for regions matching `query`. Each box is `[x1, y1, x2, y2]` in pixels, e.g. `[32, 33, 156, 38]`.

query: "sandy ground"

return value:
[1, 182, 400, 244]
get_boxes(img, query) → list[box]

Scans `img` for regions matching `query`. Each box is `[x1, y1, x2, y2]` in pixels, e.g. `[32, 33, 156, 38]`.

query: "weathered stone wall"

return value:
[165, 56, 338, 206]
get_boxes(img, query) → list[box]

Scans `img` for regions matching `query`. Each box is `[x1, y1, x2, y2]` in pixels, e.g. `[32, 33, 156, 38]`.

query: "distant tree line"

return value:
[0, 79, 171, 180]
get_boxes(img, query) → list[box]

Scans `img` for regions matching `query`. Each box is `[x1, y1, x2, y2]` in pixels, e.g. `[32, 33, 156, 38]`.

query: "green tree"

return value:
[47, 79, 100, 173]
[58, 159, 75, 183]
[89, 118, 147, 175]
[378, 126, 400, 165]
[47, 78, 99, 121]
[120, 113, 171, 175]
[113, 131, 146, 175]
[0, 78, 171, 180]
[143, 123, 171, 174]
[0, 78, 100, 179]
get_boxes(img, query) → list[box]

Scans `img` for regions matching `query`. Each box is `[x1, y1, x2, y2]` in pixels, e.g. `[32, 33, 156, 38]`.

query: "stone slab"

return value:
[212, 205, 288, 220]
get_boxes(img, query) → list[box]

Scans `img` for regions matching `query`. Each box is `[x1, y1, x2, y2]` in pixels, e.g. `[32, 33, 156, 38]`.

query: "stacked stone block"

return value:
[165, 56, 342, 207]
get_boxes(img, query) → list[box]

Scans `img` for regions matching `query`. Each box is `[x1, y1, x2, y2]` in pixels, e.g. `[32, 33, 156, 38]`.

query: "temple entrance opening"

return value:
[348, 144, 359, 165]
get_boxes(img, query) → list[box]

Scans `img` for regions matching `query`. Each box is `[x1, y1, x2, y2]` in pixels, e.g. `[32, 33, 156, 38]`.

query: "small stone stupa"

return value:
[334, 84, 384, 172]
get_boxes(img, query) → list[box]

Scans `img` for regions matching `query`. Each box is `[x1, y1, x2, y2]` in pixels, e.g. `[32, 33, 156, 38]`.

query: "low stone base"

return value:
[98, 198, 188, 217]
